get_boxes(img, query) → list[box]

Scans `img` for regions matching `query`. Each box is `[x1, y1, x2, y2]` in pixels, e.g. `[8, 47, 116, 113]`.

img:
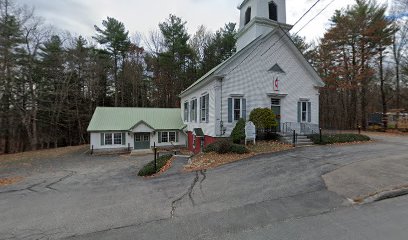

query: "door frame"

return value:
[134, 133, 151, 150]
[271, 98, 282, 132]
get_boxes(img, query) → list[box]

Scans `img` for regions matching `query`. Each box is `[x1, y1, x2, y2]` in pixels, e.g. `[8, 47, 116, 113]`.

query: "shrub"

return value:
[217, 140, 232, 154]
[203, 140, 249, 154]
[231, 118, 246, 144]
[309, 134, 370, 145]
[138, 154, 173, 176]
[256, 130, 281, 141]
[249, 108, 278, 129]
[229, 144, 250, 154]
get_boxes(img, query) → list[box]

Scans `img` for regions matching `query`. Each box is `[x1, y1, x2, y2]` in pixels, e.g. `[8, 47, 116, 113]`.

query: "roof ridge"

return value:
[179, 32, 269, 97]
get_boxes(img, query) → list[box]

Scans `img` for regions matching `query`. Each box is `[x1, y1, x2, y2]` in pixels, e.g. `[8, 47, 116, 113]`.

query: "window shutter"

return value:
[186, 102, 189, 122]
[242, 98, 247, 121]
[307, 102, 312, 123]
[205, 94, 209, 123]
[100, 133, 105, 146]
[158, 132, 162, 143]
[195, 100, 198, 123]
[297, 102, 301, 123]
[122, 133, 126, 145]
[190, 102, 193, 122]
[198, 97, 201, 122]
[228, 98, 233, 123]
[176, 131, 179, 142]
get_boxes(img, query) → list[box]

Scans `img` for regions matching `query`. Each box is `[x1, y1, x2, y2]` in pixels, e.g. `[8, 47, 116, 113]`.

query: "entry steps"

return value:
[280, 134, 314, 146]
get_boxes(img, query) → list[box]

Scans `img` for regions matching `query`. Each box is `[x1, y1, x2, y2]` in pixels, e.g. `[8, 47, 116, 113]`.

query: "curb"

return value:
[353, 187, 408, 204]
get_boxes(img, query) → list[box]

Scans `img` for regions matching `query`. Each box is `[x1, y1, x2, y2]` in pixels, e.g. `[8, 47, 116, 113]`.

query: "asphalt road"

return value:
[0, 134, 407, 239]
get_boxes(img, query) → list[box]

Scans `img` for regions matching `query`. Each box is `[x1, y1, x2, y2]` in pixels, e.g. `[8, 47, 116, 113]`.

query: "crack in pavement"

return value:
[170, 171, 201, 218]
[0, 170, 76, 195]
[199, 170, 207, 195]
[0, 181, 45, 195]
[45, 170, 76, 191]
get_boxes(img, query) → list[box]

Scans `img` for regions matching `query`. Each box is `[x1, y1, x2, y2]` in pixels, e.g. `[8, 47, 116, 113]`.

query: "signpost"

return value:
[245, 121, 256, 145]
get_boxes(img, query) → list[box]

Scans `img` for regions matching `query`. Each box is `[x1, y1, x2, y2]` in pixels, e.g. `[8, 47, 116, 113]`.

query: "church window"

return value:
[269, 1, 278, 21]
[245, 7, 251, 25]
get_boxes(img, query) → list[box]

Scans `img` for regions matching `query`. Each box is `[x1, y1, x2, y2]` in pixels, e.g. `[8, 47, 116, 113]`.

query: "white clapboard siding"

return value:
[181, 80, 217, 136]
[181, 29, 322, 137]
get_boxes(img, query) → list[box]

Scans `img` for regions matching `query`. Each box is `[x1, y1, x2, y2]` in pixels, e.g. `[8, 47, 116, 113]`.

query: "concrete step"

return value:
[296, 142, 314, 146]
[281, 137, 311, 142]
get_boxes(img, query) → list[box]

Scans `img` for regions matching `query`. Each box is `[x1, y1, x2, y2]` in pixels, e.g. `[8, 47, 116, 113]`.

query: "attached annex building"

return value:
[87, 107, 187, 152]
[180, 0, 324, 153]
[87, 0, 324, 153]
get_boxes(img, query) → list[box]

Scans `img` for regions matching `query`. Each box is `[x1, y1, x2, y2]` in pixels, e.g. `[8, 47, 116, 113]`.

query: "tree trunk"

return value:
[379, 49, 388, 130]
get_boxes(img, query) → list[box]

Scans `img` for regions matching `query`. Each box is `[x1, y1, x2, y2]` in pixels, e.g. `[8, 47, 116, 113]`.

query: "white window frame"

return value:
[200, 94, 209, 123]
[301, 102, 309, 123]
[190, 98, 197, 123]
[104, 133, 123, 145]
[271, 98, 281, 107]
[184, 102, 189, 122]
[233, 98, 243, 121]
[160, 131, 177, 143]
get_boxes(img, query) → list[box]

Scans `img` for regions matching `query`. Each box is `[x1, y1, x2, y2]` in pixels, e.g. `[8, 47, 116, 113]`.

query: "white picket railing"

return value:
[281, 122, 319, 135]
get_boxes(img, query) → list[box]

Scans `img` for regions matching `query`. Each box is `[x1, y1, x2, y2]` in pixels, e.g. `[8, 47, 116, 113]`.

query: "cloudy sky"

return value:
[15, 0, 389, 43]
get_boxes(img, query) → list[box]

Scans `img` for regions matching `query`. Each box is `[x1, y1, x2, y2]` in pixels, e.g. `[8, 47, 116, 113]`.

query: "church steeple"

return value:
[236, 0, 291, 51]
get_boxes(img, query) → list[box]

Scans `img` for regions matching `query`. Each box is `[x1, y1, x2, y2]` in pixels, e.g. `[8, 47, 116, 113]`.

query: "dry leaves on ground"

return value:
[144, 156, 177, 178]
[0, 176, 24, 186]
[0, 145, 88, 164]
[329, 140, 374, 146]
[184, 141, 293, 171]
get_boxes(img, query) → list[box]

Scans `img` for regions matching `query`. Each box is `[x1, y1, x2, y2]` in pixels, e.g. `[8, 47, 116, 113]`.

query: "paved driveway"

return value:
[0, 133, 407, 239]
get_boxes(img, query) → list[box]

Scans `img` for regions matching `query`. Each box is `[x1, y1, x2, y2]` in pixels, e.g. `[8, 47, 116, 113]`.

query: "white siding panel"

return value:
[182, 31, 321, 137]
[91, 131, 187, 150]
[90, 132, 133, 150]
[222, 32, 320, 136]
[180, 81, 217, 136]
[132, 123, 154, 133]
[151, 131, 187, 147]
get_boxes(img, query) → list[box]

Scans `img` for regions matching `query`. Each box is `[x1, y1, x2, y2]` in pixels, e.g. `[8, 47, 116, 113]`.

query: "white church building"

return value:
[180, 0, 325, 153]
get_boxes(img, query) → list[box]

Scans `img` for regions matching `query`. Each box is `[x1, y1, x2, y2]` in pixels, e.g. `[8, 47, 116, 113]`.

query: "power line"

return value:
[261, 0, 334, 57]
[292, 0, 322, 27]
[227, 0, 324, 74]
[295, 0, 336, 36]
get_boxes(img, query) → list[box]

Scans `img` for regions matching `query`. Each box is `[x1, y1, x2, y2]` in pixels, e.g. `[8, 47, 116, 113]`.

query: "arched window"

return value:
[269, 1, 278, 21]
[245, 7, 251, 25]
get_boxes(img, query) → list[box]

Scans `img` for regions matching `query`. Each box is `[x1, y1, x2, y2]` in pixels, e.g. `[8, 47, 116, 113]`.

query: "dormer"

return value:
[236, 0, 292, 51]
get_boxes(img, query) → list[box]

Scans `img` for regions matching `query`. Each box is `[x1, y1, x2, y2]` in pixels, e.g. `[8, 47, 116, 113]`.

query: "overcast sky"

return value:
[15, 0, 389, 43]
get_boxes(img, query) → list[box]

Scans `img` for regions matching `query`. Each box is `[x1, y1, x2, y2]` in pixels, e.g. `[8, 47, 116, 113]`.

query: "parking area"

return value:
[0, 133, 407, 240]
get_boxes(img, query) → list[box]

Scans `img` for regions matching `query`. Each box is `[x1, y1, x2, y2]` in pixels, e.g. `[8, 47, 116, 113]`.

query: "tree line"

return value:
[303, 0, 408, 130]
[0, 0, 237, 153]
[1, 0, 407, 153]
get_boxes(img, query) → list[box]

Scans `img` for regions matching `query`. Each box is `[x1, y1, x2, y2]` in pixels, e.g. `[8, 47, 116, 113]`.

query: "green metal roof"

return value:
[87, 107, 185, 132]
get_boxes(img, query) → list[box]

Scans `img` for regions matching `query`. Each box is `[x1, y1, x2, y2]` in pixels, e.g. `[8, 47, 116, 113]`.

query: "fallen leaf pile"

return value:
[145, 156, 177, 178]
[0, 176, 23, 186]
[184, 141, 293, 171]
[0, 145, 88, 164]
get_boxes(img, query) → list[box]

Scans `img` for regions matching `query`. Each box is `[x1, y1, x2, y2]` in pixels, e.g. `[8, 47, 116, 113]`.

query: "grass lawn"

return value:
[184, 141, 292, 171]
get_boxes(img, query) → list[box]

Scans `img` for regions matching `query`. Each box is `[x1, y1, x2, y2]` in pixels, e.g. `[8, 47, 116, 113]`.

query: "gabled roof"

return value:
[180, 28, 324, 97]
[179, 34, 265, 97]
[87, 107, 185, 132]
